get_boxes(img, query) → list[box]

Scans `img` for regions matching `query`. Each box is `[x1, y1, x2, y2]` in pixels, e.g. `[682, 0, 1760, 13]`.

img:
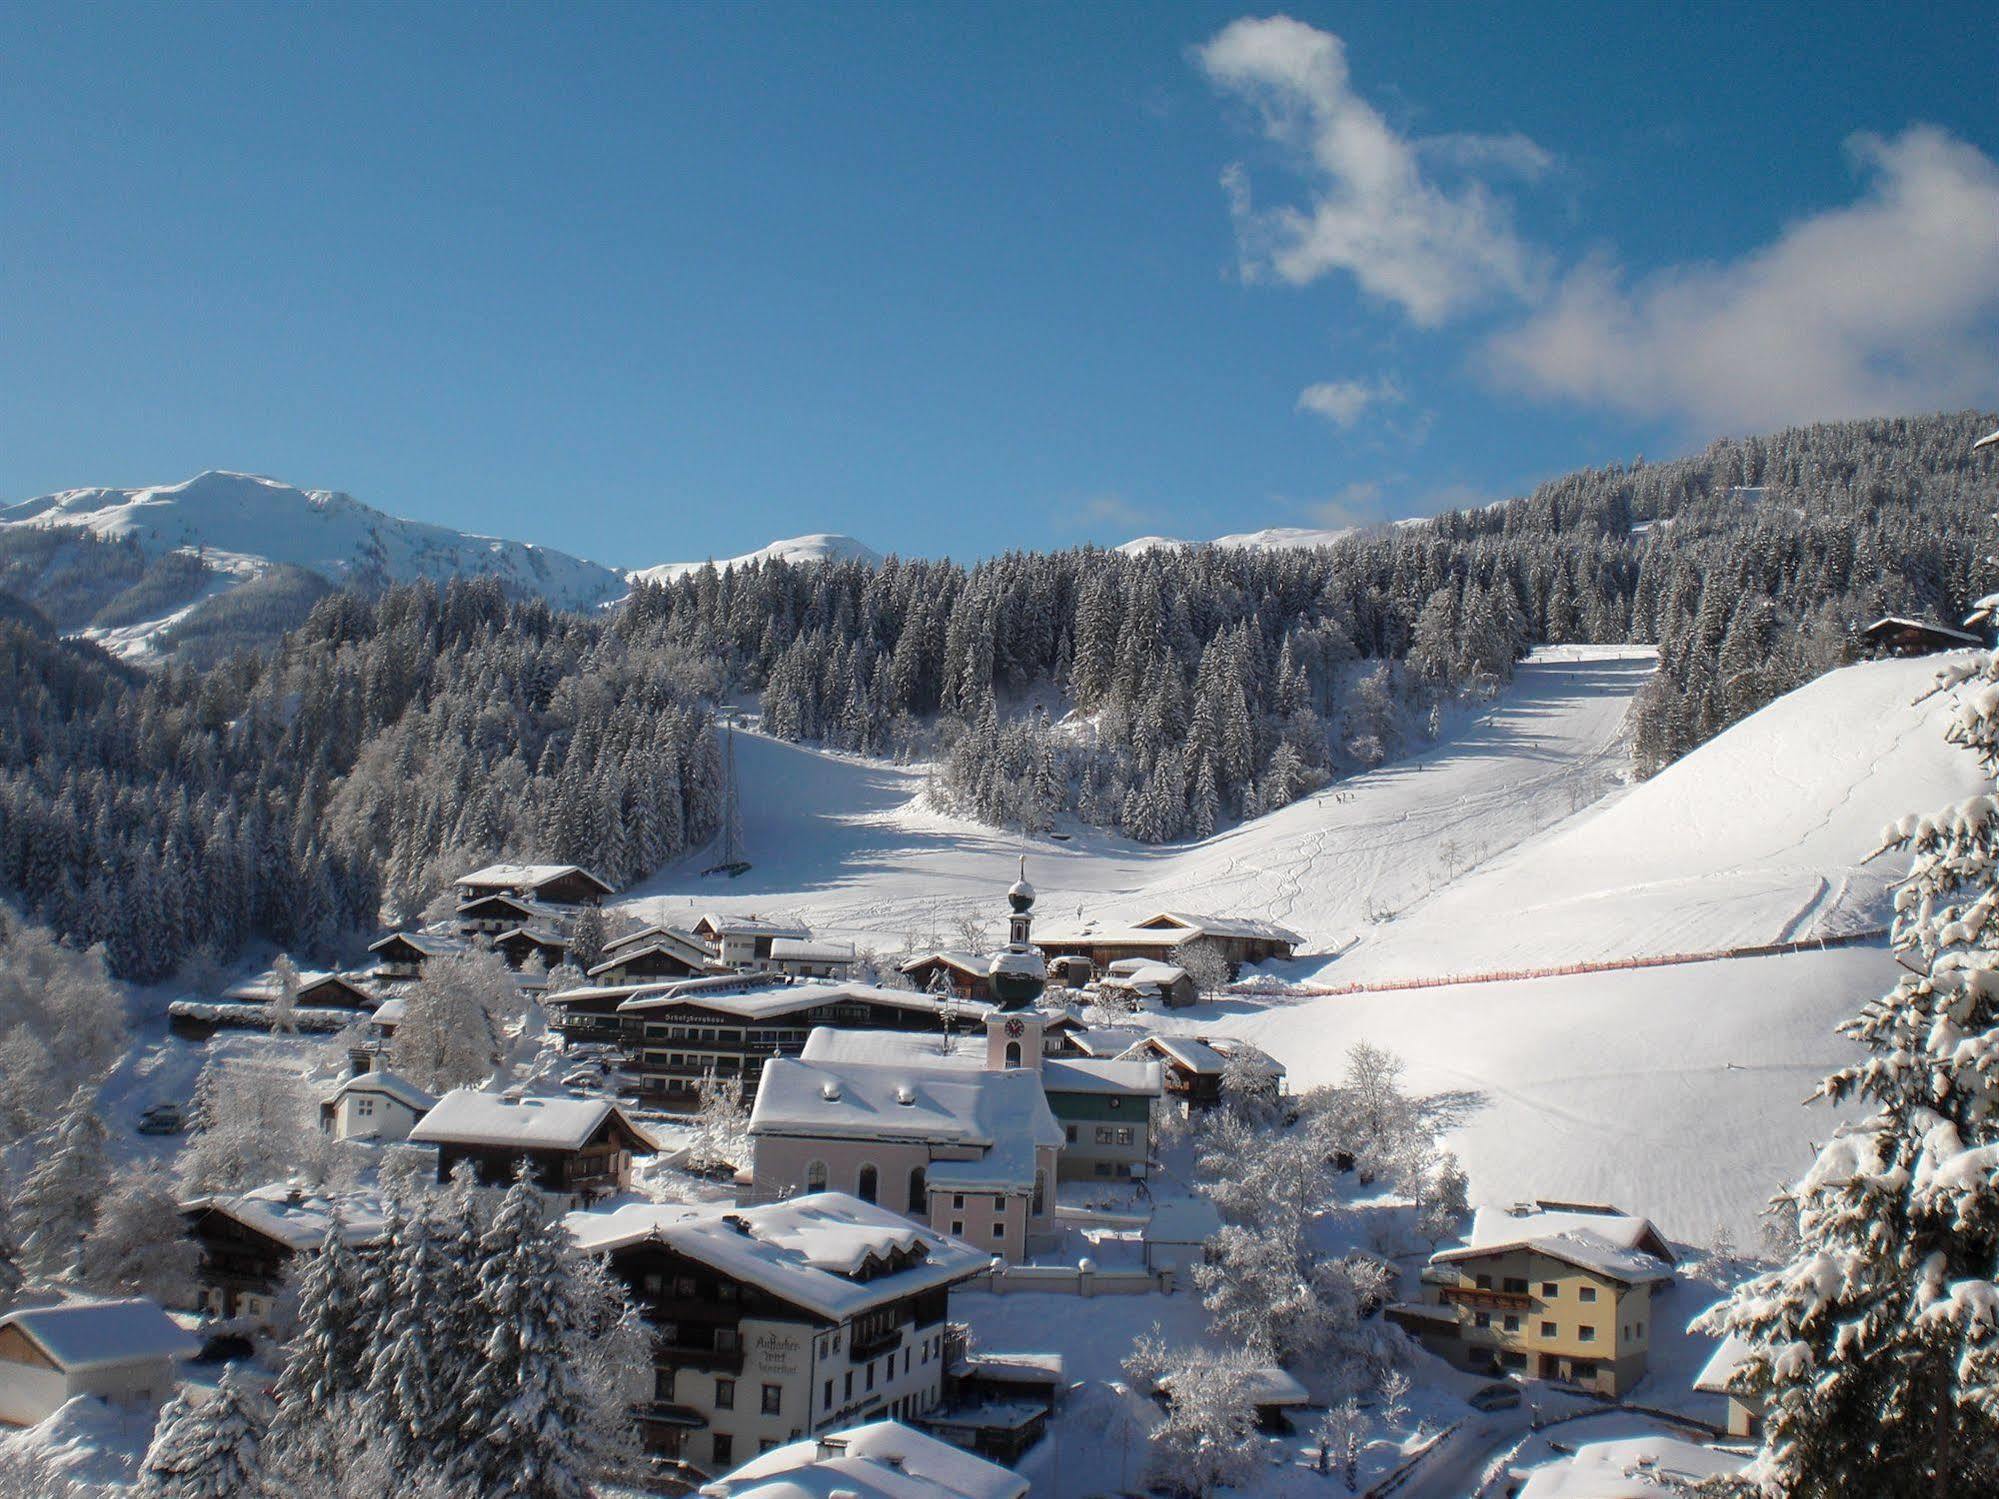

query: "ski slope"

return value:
[1327, 652, 1986, 984]
[622, 645, 1653, 951]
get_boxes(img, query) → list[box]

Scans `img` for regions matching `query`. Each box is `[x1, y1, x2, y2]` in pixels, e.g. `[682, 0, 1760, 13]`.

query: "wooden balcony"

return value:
[1439, 1285, 1533, 1312]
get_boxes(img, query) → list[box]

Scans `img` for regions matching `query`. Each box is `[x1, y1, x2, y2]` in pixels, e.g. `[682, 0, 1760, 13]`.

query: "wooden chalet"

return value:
[493, 924, 570, 970]
[408, 1088, 654, 1200]
[1860, 616, 1984, 657]
[897, 952, 994, 1003]
[545, 976, 993, 1109]
[456, 891, 560, 937]
[588, 928, 719, 986]
[455, 862, 612, 907]
[366, 930, 466, 981]
[567, 1195, 990, 1465]
[181, 1184, 389, 1325]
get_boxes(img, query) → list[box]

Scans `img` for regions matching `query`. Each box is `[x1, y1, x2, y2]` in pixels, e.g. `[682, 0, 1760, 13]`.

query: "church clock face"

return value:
[1004, 1017, 1026, 1038]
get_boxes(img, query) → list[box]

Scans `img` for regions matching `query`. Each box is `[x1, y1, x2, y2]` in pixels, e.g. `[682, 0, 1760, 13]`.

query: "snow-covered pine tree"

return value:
[366, 1201, 465, 1482]
[453, 1172, 605, 1497]
[1692, 651, 1999, 1495]
[13, 1084, 110, 1280]
[139, 1367, 272, 1499]
[269, 1222, 371, 1466]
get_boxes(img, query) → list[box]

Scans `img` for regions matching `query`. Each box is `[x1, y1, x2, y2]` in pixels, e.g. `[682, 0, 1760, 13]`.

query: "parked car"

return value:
[1469, 1381, 1522, 1412]
[137, 1102, 185, 1135]
[561, 1067, 605, 1093]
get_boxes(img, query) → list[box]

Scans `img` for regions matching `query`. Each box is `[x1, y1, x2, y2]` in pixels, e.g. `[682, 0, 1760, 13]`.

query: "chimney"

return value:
[348, 1048, 373, 1079]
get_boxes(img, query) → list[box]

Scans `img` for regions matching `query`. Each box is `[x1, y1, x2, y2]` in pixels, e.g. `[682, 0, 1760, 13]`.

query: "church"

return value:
[745, 864, 1158, 1261]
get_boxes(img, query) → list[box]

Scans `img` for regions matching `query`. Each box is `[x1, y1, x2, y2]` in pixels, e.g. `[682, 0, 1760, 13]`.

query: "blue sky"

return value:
[3, 2, 1994, 566]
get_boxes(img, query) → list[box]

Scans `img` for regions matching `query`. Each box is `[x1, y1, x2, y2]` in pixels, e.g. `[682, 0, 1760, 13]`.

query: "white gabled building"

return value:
[568, 1194, 990, 1471]
[751, 1032, 1063, 1263]
[318, 1059, 437, 1144]
[700, 1419, 1028, 1499]
[0, 1298, 198, 1427]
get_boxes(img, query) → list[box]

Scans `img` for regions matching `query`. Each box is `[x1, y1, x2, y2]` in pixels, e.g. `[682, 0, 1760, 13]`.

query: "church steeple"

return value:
[987, 856, 1046, 1011]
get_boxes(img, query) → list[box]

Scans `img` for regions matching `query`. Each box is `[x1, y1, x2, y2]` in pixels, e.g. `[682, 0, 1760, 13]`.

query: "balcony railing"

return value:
[1440, 1286, 1534, 1311]
[850, 1325, 904, 1361]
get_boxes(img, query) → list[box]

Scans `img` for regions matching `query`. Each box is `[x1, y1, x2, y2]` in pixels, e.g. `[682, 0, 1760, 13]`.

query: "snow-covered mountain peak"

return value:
[0, 471, 628, 611]
[629, 533, 883, 584]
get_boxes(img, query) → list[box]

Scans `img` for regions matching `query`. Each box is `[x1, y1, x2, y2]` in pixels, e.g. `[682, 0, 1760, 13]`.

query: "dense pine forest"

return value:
[1, 410, 1990, 979]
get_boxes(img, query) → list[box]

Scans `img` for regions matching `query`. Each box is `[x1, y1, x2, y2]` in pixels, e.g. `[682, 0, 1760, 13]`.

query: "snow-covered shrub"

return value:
[0, 916, 127, 1141]
[177, 1060, 334, 1195]
[81, 1165, 199, 1305]
[389, 947, 519, 1093]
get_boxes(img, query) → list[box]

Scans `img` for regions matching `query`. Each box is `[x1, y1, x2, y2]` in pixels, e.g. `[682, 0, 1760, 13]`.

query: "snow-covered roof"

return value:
[800, 1029, 984, 1068]
[324, 1068, 437, 1114]
[455, 891, 567, 921]
[1692, 1328, 1756, 1396]
[457, 863, 612, 895]
[608, 977, 995, 1024]
[410, 1088, 653, 1154]
[367, 931, 466, 958]
[369, 997, 406, 1027]
[771, 938, 858, 963]
[695, 912, 814, 940]
[1041, 1056, 1162, 1098]
[492, 924, 569, 947]
[221, 969, 374, 1005]
[1070, 1025, 1149, 1057]
[700, 1419, 1028, 1499]
[0, 1298, 198, 1372]
[587, 931, 716, 976]
[1435, 1208, 1674, 1286]
[603, 923, 703, 956]
[181, 1183, 389, 1252]
[899, 950, 990, 978]
[1122, 1035, 1228, 1076]
[950, 1351, 1065, 1385]
[1515, 1436, 1745, 1498]
[1135, 911, 1303, 945]
[752, 1054, 1060, 1193]
[1101, 959, 1189, 989]
[1464, 1204, 1676, 1264]
[1862, 616, 1983, 646]
[1160, 1364, 1307, 1408]
[566, 1195, 990, 1322]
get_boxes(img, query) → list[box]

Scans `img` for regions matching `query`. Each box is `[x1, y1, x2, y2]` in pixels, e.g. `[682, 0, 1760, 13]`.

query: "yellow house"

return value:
[1390, 1202, 1676, 1398]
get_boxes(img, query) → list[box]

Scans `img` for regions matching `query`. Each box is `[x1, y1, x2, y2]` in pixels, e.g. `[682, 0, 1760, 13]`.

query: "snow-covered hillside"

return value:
[0, 470, 627, 619]
[629, 533, 883, 583]
[620, 648, 1986, 1242]
[1325, 651, 1986, 984]
[621, 645, 1653, 952]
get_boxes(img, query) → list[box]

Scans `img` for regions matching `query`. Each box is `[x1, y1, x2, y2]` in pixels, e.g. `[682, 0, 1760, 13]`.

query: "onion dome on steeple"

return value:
[988, 856, 1046, 1010]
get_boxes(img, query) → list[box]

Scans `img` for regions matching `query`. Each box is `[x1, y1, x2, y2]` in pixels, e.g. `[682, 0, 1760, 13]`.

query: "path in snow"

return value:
[622, 645, 1655, 953]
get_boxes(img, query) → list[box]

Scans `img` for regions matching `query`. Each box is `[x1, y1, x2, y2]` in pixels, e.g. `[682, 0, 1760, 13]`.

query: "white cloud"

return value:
[1484, 127, 1999, 431]
[1197, 15, 1548, 325]
[1418, 131, 1556, 180]
[1296, 375, 1403, 427]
